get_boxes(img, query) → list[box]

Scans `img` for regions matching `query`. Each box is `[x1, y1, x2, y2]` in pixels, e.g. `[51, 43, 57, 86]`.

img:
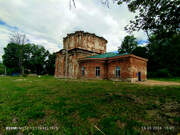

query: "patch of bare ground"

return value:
[14, 79, 27, 81]
[135, 80, 180, 86]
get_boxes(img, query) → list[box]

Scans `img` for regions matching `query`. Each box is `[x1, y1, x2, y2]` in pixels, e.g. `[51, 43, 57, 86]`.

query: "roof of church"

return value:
[87, 52, 129, 58]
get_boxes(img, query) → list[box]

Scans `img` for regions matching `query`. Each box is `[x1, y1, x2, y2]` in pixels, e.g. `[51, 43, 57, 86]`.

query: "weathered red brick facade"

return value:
[55, 31, 148, 82]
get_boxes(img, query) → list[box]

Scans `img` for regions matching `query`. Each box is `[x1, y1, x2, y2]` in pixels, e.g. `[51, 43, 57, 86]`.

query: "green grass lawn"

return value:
[0, 76, 180, 135]
[149, 77, 180, 82]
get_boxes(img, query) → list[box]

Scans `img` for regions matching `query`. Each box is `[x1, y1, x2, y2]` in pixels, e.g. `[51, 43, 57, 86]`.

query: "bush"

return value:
[22, 74, 28, 77]
[0, 63, 4, 75]
[169, 67, 180, 77]
[157, 69, 173, 78]
[148, 69, 173, 78]
[6, 67, 20, 76]
[0, 68, 4, 75]
[147, 72, 157, 78]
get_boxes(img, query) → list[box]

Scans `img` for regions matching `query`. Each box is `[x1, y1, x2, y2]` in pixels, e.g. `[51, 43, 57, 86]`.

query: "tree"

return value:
[132, 46, 148, 58]
[69, 0, 76, 9]
[113, 0, 180, 77]
[2, 43, 54, 75]
[114, 0, 180, 36]
[9, 32, 28, 75]
[118, 35, 137, 54]
[72, 0, 179, 35]
[45, 53, 56, 75]
[29, 44, 49, 75]
[147, 33, 180, 77]
[9, 32, 27, 45]
[2, 43, 21, 74]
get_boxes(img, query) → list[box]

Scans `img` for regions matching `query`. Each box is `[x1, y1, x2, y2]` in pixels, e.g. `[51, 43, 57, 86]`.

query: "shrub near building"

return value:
[0, 62, 4, 75]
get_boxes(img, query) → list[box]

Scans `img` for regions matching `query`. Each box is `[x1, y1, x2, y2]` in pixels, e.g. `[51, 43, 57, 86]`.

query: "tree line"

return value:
[2, 33, 56, 76]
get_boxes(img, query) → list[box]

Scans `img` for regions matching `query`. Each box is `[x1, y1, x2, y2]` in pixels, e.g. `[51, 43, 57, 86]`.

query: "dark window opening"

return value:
[81, 67, 85, 76]
[138, 72, 141, 81]
[116, 66, 120, 78]
[96, 67, 100, 77]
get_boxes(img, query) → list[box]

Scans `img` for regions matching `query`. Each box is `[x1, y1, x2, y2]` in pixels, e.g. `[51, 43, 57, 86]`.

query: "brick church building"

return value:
[55, 31, 148, 82]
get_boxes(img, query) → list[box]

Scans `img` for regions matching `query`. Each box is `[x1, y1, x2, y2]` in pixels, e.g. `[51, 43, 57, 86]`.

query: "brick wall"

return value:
[107, 58, 131, 81]
[78, 55, 147, 82]
[55, 49, 100, 78]
[55, 53, 65, 78]
[55, 31, 108, 79]
[79, 61, 106, 79]
[129, 56, 147, 82]
[63, 31, 107, 54]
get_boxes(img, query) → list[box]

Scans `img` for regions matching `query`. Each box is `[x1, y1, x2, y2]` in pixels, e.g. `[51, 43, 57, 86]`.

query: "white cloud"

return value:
[0, 27, 10, 61]
[0, 0, 147, 60]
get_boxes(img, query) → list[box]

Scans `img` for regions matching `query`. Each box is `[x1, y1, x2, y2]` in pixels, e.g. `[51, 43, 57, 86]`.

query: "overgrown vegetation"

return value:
[0, 76, 179, 135]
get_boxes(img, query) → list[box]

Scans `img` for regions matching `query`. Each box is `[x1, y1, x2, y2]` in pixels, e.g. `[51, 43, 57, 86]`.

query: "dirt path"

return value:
[135, 80, 180, 86]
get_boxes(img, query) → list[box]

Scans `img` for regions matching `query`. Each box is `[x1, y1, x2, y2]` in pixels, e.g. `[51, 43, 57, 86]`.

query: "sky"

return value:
[0, 0, 147, 61]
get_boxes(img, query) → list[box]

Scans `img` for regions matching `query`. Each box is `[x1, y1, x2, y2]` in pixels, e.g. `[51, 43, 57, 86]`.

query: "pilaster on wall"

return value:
[127, 57, 134, 79]
[104, 61, 108, 79]
[65, 49, 68, 77]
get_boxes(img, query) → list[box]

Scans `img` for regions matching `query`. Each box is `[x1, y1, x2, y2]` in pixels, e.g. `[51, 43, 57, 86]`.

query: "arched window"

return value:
[81, 66, 85, 76]
[116, 66, 120, 78]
